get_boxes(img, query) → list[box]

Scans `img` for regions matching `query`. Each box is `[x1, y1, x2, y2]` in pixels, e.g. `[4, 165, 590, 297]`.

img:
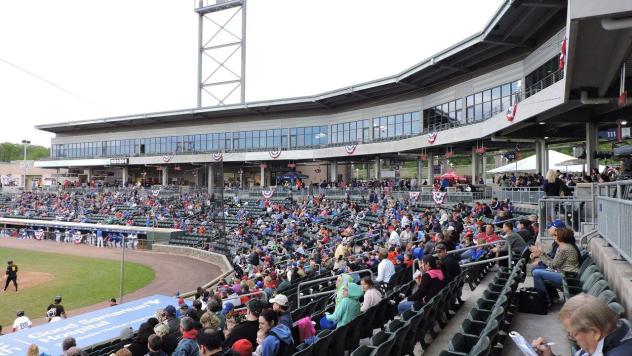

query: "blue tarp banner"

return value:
[0, 294, 177, 356]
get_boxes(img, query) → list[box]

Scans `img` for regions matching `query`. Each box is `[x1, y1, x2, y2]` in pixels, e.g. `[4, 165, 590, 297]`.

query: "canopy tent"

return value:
[487, 150, 606, 174]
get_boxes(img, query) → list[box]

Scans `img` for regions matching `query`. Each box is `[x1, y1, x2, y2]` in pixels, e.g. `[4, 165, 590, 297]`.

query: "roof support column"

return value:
[427, 154, 434, 185]
[161, 166, 168, 187]
[482, 155, 488, 184]
[122, 167, 128, 187]
[260, 164, 266, 187]
[207, 164, 214, 194]
[374, 156, 381, 181]
[416, 160, 423, 187]
[330, 161, 338, 183]
[471, 150, 479, 184]
[586, 122, 599, 173]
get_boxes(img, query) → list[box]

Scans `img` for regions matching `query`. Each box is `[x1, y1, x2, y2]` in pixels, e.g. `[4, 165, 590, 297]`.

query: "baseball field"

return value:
[0, 247, 155, 328]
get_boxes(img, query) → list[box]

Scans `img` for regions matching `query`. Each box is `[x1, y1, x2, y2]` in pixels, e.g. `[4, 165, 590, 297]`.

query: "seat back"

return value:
[597, 289, 617, 305]
[588, 280, 609, 297]
[469, 336, 491, 356]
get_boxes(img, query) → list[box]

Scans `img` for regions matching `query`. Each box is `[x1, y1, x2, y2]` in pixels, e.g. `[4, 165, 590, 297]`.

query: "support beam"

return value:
[586, 122, 599, 172]
[207, 164, 214, 194]
[374, 157, 382, 181]
[161, 166, 168, 186]
[416, 160, 423, 187]
[260, 164, 266, 187]
[471, 150, 479, 184]
[427, 154, 435, 184]
[482, 155, 488, 184]
[330, 161, 338, 182]
[518, 0, 566, 8]
[122, 167, 128, 187]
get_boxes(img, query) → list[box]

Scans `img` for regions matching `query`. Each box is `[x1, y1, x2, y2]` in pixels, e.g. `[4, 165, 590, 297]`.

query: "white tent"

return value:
[487, 150, 606, 174]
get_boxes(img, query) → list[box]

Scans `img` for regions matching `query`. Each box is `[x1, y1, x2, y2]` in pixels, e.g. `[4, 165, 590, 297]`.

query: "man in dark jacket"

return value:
[435, 244, 461, 283]
[223, 300, 262, 349]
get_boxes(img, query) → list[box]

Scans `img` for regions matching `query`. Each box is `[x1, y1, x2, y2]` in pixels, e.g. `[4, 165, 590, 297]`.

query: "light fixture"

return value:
[621, 120, 628, 126]
[539, 122, 545, 125]
[544, 136, 549, 140]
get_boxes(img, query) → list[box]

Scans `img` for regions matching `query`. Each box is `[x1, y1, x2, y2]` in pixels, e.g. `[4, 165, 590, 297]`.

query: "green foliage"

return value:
[0, 142, 50, 162]
[0, 247, 155, 327]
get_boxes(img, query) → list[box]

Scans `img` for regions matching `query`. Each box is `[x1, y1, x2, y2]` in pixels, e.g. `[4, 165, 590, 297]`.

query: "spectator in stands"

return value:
[268, 294, 292, 329]
[232, 339, 254, 356]
[62, 337, 77, 353]
[543, 169, 562, 196]
[516, 219, 535, 245]
[397, 255, 445, 314]
[224, 299, 262, 349]
[154, 323, 178, 355]
[127, 322, 153, 356]
[174, 317, 199, 356]
[325, 281, 362, 328]
[360, 276, 382, 312]
[258, 309, 294, 356]
[435, 243, 461, 282]
[200, 312, 221, 331]
[27, 344, 39, 356]
[375, 248, 395, 285]
[197, 330, 224, 356]
[163, 305, 181, 335]
[146, 334, 167, 356]
[533, 293, 632, 356]
[531, 228, 580, 307]
[492, 222, 527, 257]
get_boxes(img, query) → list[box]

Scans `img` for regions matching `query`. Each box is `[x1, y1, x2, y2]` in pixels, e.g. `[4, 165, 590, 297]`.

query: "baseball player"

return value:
[96, 229, 104, 248]
[55, 229, 61, 243]
[3, 259, 18, 292]
[46, 296, 67, 322]
[12, 310, 31, 332]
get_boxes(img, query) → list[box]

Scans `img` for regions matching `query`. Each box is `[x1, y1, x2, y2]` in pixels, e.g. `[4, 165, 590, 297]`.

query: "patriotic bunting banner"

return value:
[345, 144, 357, 155]
[152, 189, 161, 197]
[506, 103, 517, 122]
[262, 190, 274, 199]
[409, 191, 420, 200]
[559, 37, 567, 70]
[212, 152, 223, 161]
[162, 154, 173, 163]
[269, 150, 282, 159]
[432, 191, 447, 205]
[428, 132, 438, 144]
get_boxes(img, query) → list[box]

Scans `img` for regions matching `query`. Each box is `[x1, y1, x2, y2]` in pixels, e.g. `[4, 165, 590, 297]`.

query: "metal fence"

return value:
[493, 188, 544, 205]
[538, 197, 594, 239]
[596, 196, 632, 264]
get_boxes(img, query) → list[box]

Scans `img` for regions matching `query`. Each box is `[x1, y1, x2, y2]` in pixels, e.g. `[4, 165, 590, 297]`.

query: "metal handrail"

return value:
[220, 289, 264, 303]
[295, 268, 374, 308]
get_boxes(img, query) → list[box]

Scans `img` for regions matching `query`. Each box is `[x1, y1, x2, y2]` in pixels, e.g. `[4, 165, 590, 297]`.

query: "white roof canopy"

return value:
[487, 150, 606, 174]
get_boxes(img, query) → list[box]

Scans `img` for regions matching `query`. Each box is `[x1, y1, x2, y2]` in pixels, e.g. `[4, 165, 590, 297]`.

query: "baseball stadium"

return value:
[2, 0, 632, 355]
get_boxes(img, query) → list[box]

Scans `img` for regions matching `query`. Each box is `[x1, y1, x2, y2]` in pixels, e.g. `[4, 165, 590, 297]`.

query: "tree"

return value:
[0, 142, 50, 162]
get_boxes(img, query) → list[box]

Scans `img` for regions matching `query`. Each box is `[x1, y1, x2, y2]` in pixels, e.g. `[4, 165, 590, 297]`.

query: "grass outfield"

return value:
[0, 247, 155, 327]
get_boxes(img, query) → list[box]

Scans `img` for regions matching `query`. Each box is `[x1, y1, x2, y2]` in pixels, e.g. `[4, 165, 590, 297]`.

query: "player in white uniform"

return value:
[12, 309, 31, 332]
[63, 230, 71, 243]
[55, 229, 61, 243]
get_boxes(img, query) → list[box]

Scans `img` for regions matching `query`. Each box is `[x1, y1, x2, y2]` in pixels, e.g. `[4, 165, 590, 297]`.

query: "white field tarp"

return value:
[487, 150, 606, 174]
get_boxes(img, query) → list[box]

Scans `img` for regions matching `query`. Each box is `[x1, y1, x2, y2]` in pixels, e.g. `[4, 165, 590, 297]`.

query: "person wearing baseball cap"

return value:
[269, 294, 292, 329]
[46, 295, 66, 322]
[231, 339, 253, 356]
[224, 299, 262, 349]
[163, 305, 180, 335]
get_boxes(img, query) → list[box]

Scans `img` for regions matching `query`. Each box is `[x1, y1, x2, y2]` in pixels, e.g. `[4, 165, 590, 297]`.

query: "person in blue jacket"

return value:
[259, 309, 294, 356]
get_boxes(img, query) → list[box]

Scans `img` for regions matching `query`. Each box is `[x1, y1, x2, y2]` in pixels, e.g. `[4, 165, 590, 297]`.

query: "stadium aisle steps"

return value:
[417, 270, 496, 355]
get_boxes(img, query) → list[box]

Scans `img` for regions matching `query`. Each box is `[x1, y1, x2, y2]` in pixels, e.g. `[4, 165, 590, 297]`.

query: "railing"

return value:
[596, 196, 632, 264]
[295, 269, 374, 308]
[538, 197, 594, 239]
[595, 179, 632, 200]
[492, 187, 545, 205]
[524, 69, 565, 99]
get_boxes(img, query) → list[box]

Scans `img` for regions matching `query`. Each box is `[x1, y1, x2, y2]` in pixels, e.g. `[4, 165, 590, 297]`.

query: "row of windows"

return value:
[372, 112, 420, 140]
[465, 80, 521, 122]
[330, 120, 370, 144]
[422, 99, 463, 133]
[50, 79, 525, 160]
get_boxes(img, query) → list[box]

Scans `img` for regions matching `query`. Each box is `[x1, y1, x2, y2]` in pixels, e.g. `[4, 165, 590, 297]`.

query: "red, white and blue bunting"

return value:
[428, 132, 438, 144]
[74, 234, 83, 244]
[559, 37, 567, 71]
[269, 150, 282, 159]
[162, 153, 173, 163]
[212, 152, 223, 162]
[152, 189, 161, 197]
[432, 191, 447, 205]
[345, 144, 357, 155]
[506, 103, 517, 122]
[35, 230, 44, 240]
[409, 191, 420, 200]
[262, 190, 274, 199]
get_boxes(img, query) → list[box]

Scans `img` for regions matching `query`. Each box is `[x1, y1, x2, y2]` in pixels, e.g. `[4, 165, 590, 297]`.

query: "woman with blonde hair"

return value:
[543, 169, 562, 196]
[27, 344, 39, 356]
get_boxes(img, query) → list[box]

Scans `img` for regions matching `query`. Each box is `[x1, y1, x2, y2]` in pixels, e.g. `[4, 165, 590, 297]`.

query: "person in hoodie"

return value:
[173, 317, 199, 356]
[325, 281, 362, 328]
[259, 309, 294, 356]
[397, 255, 445, 314]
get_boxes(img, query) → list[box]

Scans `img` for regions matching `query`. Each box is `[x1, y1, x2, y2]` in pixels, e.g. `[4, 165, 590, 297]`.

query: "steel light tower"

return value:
[195, 0, 247, 107]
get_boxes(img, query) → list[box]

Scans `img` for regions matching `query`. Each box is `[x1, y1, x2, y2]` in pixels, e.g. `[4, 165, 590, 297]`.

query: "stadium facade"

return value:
[34, 0, 632, 190]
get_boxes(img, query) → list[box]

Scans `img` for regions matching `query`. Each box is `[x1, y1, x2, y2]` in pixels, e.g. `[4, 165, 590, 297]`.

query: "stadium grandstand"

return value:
[1, 1, 632, 356]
